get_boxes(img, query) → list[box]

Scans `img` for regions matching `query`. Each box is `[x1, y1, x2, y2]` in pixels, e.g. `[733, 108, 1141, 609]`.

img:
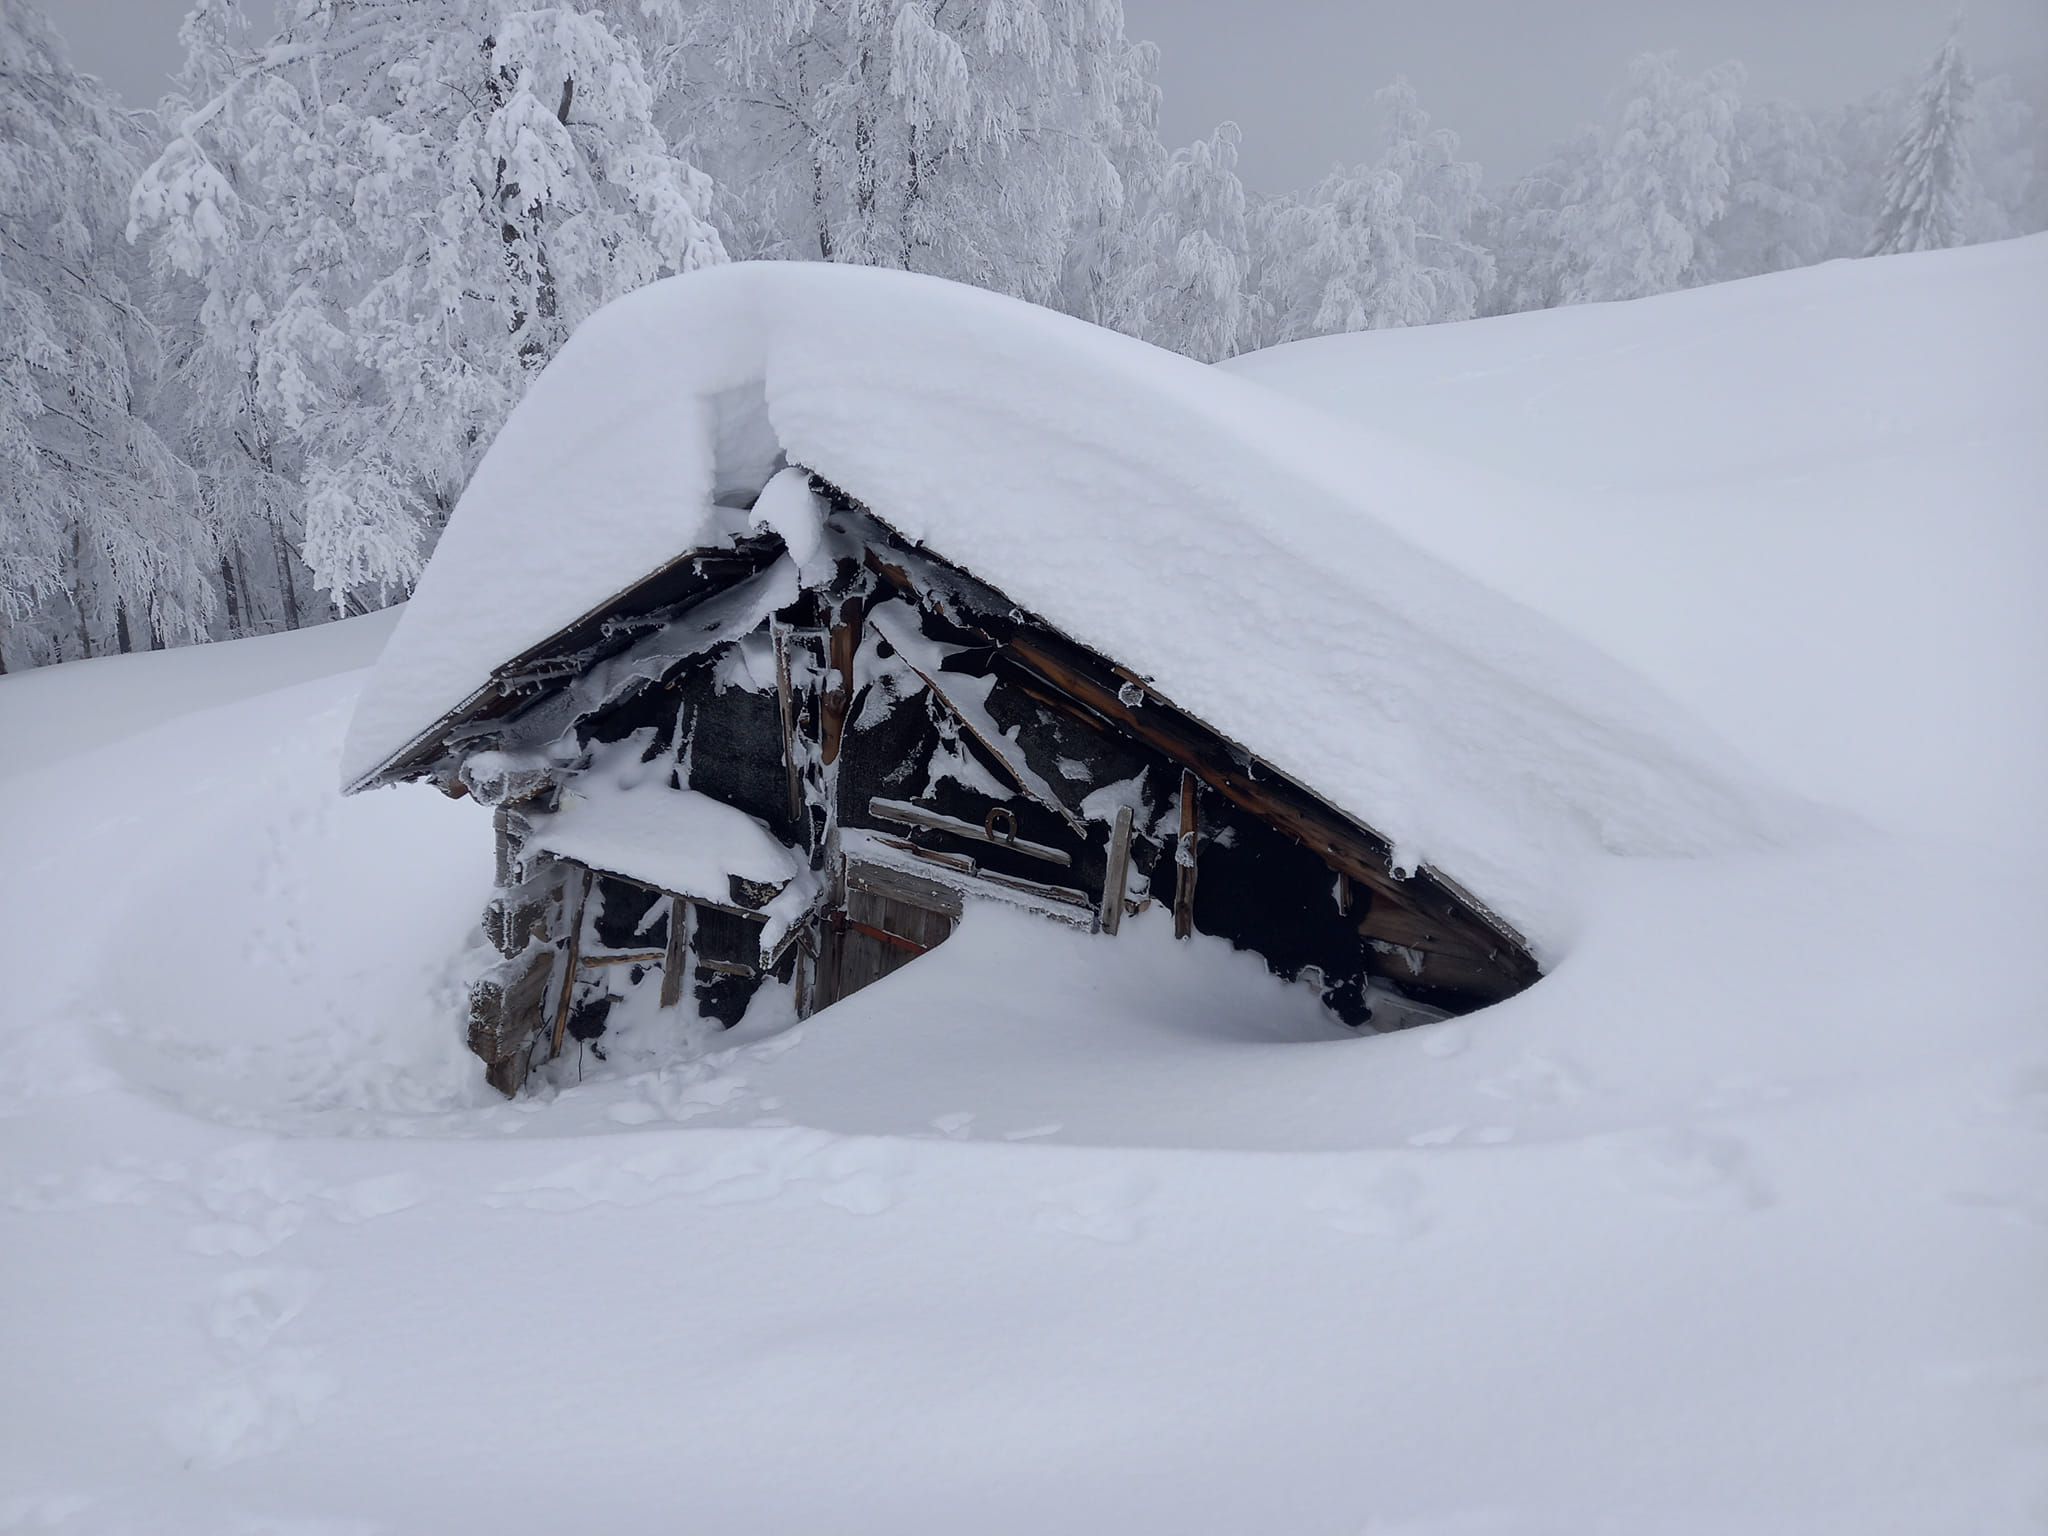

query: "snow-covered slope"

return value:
[1225, 235, 2048, 852]
[1, 246, 2042, 1535]
[345, 261, 1802, 956]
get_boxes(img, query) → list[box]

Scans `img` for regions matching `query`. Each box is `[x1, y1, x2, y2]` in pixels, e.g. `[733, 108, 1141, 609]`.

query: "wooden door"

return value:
[815, 860, 962, 1009]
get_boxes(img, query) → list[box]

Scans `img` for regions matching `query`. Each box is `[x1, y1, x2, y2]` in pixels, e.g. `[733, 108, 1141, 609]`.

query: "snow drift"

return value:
[344, 262, 1802, 958]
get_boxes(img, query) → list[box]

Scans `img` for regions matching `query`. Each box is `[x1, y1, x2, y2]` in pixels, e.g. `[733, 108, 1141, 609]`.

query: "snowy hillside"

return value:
[2, 244, 2044, 1535]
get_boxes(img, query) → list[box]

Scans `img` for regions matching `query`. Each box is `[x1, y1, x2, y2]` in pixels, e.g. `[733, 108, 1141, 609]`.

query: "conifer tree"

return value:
[1866, 27, 1977, 255]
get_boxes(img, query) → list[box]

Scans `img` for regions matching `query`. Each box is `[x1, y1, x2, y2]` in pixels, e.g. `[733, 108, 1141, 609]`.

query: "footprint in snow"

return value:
[813, 1138, 908, 1216]
[1477, 1050, 1592, 1106]
[1598, 1127, 1773, 1211]
[1034, 1171, 1153, 1244]
[182, 1143, 315, 1258]
[317, 1171, 425, 1224]
[487, 1132, 905, 1216]
[8, 1156, 186, 1213]
[205, 1269, 318, 1360]
[1306, 1167, 1431, 1239]
[161, 1353, 336, 1470]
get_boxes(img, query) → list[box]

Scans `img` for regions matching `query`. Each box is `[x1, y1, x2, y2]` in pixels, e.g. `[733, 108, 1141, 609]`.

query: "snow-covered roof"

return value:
[344, 261, 1801, 958]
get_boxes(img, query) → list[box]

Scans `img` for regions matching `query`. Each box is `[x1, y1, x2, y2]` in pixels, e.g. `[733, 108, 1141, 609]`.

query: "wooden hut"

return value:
[342, 263, 1772, 1095]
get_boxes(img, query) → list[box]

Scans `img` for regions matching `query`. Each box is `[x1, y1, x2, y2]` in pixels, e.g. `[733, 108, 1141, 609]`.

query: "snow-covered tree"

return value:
[1108, 121, 1250, 361]
[1866, 27, 1976, 255]
[0, 2, 212, 668]
[1571, 52, 1743, 302]
[1374, 77, 1493, 324]
[1251, 79, 1488, 345]
[669, 0, 1147, 306]
[1696, 99, 1841, 282]
[1488, 124, 1601, 313]
[128, 0, 314, 639]
[1962, 69, 2041, 242]
[132, 0, 725, 614]
[1492, 53, 1742, 309]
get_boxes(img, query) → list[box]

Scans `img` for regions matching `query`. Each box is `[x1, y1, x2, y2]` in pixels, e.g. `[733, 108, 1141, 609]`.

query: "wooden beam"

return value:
[659, 896, 689, 1007]
[1173, 769, 1198, 940]
[1001, 629, 1536, 991]
[548, 868, 593, 1059]
[845, 857, 966, 918]
[868, 796, 1073, 865]
[772, 620, 803, 828]
[842, 916, 932, 958]
[819, 596, 860, 767]
[1098, 804, 1134, 936]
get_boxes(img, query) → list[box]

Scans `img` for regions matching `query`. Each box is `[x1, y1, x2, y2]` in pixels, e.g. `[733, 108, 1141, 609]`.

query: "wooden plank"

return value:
[978, 866, 1093, 910]
[874, 835, 978, 875]
[695, 957, 757, 978]
[868, 796, 1072, 866]
[548, 868, 593, 1060]
[468, 946, 555, 1066]
[850, 888, 956, 952]
[348, 535, 783, 794]
[845, 857, 966, 918]
[819, 596, 860, 767]
[1002, 629, 1536, 993]
[659, 896, 689, 1007]
[1098, 804, 1134, 936]
[843, 917, 929, 958]
[1173, 769, 1198, 941]
[580, 950, 666, 968]
[1357, 895, 1506, 968]
[772, 619, 803, 827]
[867, 615, 1090, 838]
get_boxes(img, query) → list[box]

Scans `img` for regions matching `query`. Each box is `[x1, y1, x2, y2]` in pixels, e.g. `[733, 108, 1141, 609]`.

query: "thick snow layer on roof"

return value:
[344, 262, 1803, 957]
[1221, 235, 2048, 855]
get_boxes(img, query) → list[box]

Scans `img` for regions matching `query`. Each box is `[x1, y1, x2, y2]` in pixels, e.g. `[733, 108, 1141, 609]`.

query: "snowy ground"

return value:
[3, 242, 2045, 1535]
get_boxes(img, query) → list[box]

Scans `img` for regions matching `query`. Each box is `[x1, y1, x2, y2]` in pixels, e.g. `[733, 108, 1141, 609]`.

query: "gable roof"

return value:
[343, 262, 1802, 959]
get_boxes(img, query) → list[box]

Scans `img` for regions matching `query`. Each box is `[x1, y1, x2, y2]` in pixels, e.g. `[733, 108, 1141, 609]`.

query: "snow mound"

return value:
[345, 262, 1806, 957]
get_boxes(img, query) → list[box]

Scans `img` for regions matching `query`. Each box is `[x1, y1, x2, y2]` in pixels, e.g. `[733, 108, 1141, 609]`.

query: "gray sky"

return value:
[38, 0, 2048, 189]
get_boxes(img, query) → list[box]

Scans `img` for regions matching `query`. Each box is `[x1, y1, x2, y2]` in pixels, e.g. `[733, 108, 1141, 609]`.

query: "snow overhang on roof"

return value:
[343, 261, 1801, 959]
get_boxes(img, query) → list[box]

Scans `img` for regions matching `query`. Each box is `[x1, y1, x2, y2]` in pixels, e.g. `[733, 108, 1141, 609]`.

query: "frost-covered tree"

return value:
[1965, 71, 2043, 242]
[132, 0, 725, 613]
[1571, 53, 1743, 301]
[1251, 79, 1488, 345]
[669, 0, 1147, 306]
[1488, 124, 1601, 313]
[1492, 53, 1741, 308]
[1374, 77, 1493, 323]
[1108, 121, 1250, 361]
[129, 0, 314, 639]
[0, 2, 212, 668]
[1696, 99, 1841, 282]
[1866, 27, 1976, 255]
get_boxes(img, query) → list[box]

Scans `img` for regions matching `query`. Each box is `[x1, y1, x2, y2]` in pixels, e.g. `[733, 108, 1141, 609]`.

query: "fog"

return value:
[39, 0, 2046, 190]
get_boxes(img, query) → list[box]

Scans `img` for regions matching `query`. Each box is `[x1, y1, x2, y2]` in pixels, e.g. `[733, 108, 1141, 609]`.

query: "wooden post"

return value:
[819, 596, 860, 767]
[549, 867, 594, 1059]
[1173, 770, 1197, 941]
[1098, 804, 1134, 936]
[659, 895, 690, 1009]
[772, 620, 803, 828]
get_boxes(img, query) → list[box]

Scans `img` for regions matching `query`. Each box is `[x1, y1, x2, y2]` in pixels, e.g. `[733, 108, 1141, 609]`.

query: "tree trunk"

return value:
[272, 519, 302, 630]
[220, 553, 243, 634]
